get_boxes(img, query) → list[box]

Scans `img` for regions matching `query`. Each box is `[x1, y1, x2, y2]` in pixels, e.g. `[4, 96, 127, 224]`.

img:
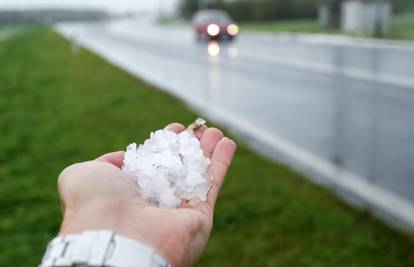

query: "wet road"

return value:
[57, 18, 414, 222]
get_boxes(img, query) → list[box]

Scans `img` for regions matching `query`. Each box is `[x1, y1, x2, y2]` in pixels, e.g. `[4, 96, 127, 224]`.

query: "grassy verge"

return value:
[0, 26, 24, 40]
[386, 12, 414, 40]
[239, 13, 414, 41]
[240, 19, 326, 34]
[1, 28, 414, 267]
[158, 16, 189, 26]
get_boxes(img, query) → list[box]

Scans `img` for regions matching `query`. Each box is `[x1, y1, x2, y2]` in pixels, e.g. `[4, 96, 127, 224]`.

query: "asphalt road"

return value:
[57, 18, 414, 214]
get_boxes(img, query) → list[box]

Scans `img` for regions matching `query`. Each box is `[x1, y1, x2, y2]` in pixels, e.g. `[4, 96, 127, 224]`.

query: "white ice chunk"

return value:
[122, 126, 211, 208]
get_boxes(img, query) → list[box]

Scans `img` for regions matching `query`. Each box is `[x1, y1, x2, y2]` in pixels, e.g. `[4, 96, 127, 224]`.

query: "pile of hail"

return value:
[122, 118, 211, 208]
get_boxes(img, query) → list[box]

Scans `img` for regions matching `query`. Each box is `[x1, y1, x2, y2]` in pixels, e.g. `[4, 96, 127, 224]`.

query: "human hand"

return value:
[57, 123, 237, 267]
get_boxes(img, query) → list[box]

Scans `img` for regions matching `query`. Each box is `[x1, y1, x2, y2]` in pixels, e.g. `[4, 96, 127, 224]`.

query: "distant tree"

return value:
[395, 0, 414, 13]
[0, 9, 107, 27]
[178, 0, 199, 19]
[179, 0, 322, 21]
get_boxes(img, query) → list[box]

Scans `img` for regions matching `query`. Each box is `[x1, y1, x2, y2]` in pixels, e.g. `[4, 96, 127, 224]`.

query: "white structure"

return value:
[341, 0, 392, 36]
[158, 0, 180, 16]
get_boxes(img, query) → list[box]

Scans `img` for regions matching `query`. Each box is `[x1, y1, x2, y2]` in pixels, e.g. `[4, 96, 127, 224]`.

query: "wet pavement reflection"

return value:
[58, 18, 414, 208]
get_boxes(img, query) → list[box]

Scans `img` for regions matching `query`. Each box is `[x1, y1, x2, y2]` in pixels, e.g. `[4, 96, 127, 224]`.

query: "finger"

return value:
[97, 124, 184, 168]
[207, 137, 237, 208]
[95, 151, 125, 168]
[200, 128, 224, 158]
[166, 123, 185, 134]
[194, 125, 207, 140]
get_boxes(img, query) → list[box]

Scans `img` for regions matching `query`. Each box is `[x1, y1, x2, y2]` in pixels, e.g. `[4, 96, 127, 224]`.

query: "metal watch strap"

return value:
[39, 230, 170, 267]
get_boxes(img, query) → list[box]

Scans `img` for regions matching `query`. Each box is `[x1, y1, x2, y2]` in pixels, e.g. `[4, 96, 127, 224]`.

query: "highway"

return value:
[57, 18, 414, 229]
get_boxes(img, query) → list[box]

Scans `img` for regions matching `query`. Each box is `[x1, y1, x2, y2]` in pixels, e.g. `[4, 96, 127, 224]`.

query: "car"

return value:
[192, 9, 239, 41]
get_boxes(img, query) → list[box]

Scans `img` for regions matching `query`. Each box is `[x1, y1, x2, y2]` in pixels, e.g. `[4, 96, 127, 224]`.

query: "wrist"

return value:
[59, 208, 149, 250]
[40, 230, 171, 267]
[59, 209, 179, 267]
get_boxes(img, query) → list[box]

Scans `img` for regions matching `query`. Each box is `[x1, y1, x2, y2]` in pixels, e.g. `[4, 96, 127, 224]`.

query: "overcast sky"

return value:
[0, 0, 178, 13]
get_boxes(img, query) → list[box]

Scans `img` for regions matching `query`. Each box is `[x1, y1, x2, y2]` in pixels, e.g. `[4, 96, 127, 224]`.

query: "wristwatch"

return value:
[39, 230, 171, 267]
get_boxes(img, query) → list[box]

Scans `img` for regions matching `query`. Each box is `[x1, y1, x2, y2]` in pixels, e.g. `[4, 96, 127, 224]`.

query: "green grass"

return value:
[0, 26, 24, 40]
[1, 28, 414, 267]
[240, 13, 414, 41]
[386, 12, 414, 40]
[240, 19, 326, 34]
[158, 16, 188, 26]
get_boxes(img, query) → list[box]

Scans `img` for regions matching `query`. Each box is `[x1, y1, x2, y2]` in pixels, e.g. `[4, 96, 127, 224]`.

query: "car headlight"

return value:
[227, 24, 239, 36]
[207, 24, 220, 36]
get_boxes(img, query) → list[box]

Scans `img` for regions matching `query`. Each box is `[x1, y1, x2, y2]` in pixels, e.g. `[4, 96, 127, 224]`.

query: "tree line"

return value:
[179, 0, 323, 21]
[0, 9, 107, 27]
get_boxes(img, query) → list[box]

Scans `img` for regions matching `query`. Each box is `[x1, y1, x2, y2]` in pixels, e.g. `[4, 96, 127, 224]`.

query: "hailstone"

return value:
[122, 118, 211, 208]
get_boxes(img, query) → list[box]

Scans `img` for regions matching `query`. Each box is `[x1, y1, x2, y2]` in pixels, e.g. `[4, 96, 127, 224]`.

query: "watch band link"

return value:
[39, 230, 170, 267]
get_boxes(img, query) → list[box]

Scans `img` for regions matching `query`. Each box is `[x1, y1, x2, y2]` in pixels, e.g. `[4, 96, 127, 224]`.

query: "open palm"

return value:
[57, 123, 236, 267]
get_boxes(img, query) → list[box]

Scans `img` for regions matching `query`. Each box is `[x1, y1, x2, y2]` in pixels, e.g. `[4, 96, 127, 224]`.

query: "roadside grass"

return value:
[239, 13, 414, 41]
[158, 16, 189, 26]
[0, 26, 25, 40]
[1, 28, 414, 267]
[240, 19, 326, 34]
[386, 12, 414, 40]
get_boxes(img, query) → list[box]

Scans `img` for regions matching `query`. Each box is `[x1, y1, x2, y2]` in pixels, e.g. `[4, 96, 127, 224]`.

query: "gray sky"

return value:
[0, 0, 178, 13]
